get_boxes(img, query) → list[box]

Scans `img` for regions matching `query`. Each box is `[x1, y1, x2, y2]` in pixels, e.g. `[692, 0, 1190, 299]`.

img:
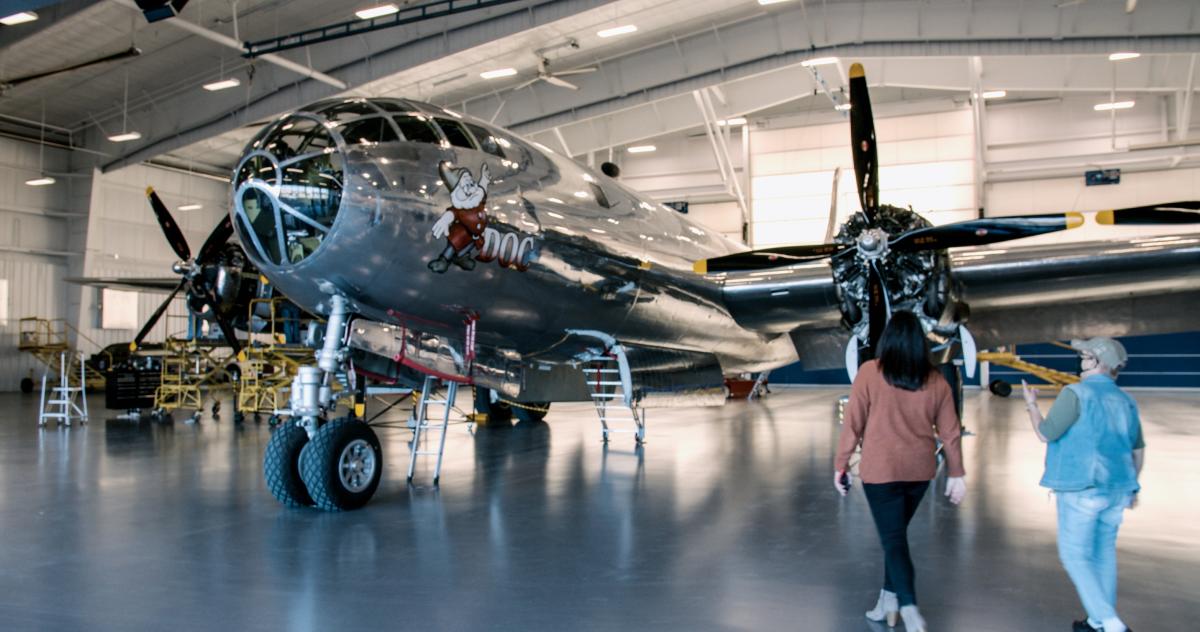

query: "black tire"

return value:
[20, 377, 34, 394]
[264, 421, 314, 508]
[989, 379, 1013, 398]
[473, 387, 512, 423]
[514, 402, 550, 423]
[299, 418, 382, 512]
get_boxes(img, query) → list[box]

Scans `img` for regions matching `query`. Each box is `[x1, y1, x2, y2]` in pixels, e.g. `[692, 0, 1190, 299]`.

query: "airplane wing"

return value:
[65, 277, 183, 293]
[717, 234, 1200, 370]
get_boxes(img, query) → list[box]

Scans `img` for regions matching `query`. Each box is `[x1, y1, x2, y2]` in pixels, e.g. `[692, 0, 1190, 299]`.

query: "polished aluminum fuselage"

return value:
[236, 113, 799, 373]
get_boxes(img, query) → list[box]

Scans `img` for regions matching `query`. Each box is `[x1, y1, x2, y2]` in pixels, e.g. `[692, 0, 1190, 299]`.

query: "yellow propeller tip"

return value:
[237, 350, 247, 362]
[128, 342, 138, 352]
[1066, 212, 1085, 228]
[1095, 210, 1115, 225]
[849, 63, 865, 78]
[639, 260, 652, 271]
[693, 260, 708, 274]
[145, 186, 155, 196]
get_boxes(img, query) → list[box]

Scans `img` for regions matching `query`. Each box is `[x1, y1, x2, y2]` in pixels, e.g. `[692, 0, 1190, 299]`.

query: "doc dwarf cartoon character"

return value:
[428, 161, 491, 273]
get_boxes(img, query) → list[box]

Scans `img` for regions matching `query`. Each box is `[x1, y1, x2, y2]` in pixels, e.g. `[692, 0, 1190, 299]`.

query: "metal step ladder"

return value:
[585, 350, 645, 444]
[748, 370, 771, 400]
[407, 375, 459, 485]
[38, 351, 88, 427]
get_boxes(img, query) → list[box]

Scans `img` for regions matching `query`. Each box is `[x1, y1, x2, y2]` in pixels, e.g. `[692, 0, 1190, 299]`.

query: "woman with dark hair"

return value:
[834, 310, 967, 631]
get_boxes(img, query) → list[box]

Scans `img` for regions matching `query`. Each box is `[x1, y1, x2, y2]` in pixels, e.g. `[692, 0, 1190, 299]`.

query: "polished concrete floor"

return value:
[0, 387, 1196, 631]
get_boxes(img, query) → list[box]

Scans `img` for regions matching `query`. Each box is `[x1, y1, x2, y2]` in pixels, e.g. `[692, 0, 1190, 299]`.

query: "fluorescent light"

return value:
[1108, 52, 1140, 61]
[758, 0, 793, 4]
[107, 131, 142, 142]
[1094, 100, 1135, 111]
[597, 24, 637, 38]
[355, 4, 398, 19]
[203, 78, 241, 91]
[627, 145, 656, 153]
[834, 103, 852, 111]
[981, 90, 1007, 99]
[480, 68, 517, 79]
[25, 177, 55, 186]
[178, 204, 203, 211]
[800, 56, 839, 67]
[717, 117, 747, 126]
[0, 11, 38, 25]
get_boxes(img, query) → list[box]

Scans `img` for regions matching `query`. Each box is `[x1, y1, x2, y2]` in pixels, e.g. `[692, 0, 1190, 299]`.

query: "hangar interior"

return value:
[0, 1, 1196, 630]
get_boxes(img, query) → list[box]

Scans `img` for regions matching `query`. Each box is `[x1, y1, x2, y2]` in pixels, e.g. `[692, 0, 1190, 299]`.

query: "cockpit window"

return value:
[336, 116, 400, 146]
[434, 118, 476, 149]
[463, 123, 505, 158]
[234, 114, 344, 266]
[315, 100, 379, 123]
[393, 114, 441, 144]
[372, 100, 412, 113]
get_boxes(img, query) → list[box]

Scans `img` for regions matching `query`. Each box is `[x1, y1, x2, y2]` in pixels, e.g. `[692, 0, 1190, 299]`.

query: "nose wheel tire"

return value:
[299, 418, 383, 511]
[264, 421, 314, 508]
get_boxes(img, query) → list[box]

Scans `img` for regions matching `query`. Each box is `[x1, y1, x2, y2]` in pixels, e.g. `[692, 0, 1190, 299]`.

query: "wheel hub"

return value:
[338, 438, 376, 493]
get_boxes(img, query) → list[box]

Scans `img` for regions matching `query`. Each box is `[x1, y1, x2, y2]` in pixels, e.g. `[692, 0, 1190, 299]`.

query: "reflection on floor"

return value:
[0, 387, 1196, 631]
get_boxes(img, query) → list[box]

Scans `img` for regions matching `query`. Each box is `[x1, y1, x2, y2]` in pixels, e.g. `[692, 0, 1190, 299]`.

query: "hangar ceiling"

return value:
[0, 0, 1196, 178]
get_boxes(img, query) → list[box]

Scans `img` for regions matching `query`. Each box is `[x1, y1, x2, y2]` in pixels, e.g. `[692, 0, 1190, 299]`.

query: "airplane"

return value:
[225, 63, 1199, 511]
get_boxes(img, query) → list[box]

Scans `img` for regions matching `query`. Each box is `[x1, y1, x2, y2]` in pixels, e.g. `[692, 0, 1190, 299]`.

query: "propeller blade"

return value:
[543, 75, 579, 90]
[513, 77, 540, 91]
[848, 63, 880, 224]
[3, 46, 141, 89]
[146, 187, 192, 261]
[865, 260, 889, 356]
[196, 216, 234, 265]
[1095, 201, 1200, 225]
[889, 213, 1085, 252]
[132, 280, 187, 350]
[694, 243, 849, 274]
[201, 294, 243, 356]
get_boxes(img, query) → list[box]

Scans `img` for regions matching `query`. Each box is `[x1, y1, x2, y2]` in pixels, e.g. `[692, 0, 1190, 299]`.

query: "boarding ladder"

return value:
[407, 375, 459, 485]
[38, 351, 89, 427]
[586, 348, 645, 444]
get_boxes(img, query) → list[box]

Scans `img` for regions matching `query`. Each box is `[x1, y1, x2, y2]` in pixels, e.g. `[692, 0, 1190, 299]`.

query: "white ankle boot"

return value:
[900, 605, 926, 631]
[865, 589, 899, 627]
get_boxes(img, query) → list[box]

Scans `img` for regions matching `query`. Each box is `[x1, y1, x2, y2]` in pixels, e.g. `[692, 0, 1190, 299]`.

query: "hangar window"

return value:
[393, 114, 441, 144]
[336, 116, 400, 146]
[435, 118, 476, 149]
[463, 123, 505, 158]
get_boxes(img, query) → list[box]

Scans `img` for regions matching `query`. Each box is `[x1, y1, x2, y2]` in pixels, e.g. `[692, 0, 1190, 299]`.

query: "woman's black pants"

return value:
[862, 480, 930, 607]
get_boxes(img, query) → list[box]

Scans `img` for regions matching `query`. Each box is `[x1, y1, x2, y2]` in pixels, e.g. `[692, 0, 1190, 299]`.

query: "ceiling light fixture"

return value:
[800, 56, 839, 67]
[480, 68, 517, 79]
[834, 103, 852, 111]
[1094, 100, 1135, 111]
[981, 90, 1007, 99]
[758, 0, 794, 5]
[0, 11, 38, 25]
[26, 100, 53, 187]
[203, 77, 240, 91]
[717, 117, 747, 126]
[355, 4, 399, 20]
[178, 204, 203, 211]
[627, 145, 656, 153]
[1108, 52, 1140, 61]
[597, 24, 637, 38]
[109, 73, 141, 144]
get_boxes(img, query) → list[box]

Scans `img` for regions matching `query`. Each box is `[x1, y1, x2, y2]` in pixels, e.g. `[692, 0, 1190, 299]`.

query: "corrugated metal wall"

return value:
[0, 257, 68, 391]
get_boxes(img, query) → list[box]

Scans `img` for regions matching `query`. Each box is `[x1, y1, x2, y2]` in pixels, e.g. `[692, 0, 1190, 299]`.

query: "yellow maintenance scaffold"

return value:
[233, 297, 320, 424]
[18, 318, 108, 391]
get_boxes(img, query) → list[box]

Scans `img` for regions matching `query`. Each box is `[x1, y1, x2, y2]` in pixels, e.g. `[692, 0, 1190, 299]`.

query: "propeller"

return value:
[131, 187, 242, 354]
[0, 46, 142, 91]
[889, 213, 1084, 252]
[1095, 202, 1200, 225]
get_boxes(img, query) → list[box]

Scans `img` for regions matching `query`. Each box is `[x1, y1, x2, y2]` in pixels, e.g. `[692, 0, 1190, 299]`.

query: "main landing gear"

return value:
[263, 295, 383, 511]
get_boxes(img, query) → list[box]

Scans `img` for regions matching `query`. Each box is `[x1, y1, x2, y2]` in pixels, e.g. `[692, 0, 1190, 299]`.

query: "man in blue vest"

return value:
[1022, 337, 1144, 632]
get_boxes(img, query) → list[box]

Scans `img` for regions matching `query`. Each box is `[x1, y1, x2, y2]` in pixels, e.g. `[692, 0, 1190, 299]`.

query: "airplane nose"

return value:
[231, 112, 346, 268]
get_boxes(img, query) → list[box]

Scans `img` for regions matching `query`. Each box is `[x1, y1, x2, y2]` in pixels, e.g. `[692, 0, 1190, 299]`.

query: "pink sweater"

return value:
[835, 360, 966, 483]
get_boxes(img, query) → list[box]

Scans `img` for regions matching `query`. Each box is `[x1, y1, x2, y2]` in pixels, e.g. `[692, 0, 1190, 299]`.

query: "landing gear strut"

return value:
[264, 295, 382, 511]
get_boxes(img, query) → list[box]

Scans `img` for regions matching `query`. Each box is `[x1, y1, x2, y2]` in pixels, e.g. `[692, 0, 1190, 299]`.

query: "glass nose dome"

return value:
[233, 113, 345, 267]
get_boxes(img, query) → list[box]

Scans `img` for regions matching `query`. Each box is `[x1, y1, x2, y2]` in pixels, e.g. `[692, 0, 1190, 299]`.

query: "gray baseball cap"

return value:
[1070, 337, 1128, 370]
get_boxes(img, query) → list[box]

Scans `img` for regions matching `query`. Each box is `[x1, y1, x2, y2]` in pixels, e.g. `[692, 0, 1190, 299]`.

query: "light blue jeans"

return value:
[1056, 488, 1132, 624]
